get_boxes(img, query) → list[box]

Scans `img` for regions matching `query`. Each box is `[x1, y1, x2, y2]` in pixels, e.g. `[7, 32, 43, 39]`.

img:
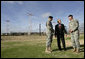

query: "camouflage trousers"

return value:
[46, 33, 53, 47]
[71, 30, 80, 50]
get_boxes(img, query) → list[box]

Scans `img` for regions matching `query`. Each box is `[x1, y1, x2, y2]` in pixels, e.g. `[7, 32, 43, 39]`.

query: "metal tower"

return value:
[27, 12, 33, 35]
[5, 20, 10, 35]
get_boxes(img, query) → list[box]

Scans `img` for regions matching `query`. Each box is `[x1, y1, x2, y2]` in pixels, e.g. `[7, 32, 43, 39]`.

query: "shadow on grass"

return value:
[52, 44, 84, 52]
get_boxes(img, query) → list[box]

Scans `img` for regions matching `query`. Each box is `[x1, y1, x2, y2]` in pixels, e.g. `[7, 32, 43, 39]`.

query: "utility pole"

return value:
[39, 24, 41, 36]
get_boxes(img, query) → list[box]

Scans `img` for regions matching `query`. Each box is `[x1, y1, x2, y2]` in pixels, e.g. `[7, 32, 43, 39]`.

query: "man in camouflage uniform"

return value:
[45, 16, 54, 53]
[68, 15, 80, 53]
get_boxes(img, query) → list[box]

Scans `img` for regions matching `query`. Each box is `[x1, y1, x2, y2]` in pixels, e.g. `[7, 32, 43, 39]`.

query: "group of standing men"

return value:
[46, 15, 80, 53]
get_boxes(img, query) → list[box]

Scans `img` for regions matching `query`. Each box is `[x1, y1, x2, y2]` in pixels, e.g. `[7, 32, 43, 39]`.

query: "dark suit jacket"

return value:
[55, 24, 67, 37]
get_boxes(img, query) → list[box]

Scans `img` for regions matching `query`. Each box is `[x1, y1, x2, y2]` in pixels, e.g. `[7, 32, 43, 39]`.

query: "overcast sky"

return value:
[1, 1, 84, 33]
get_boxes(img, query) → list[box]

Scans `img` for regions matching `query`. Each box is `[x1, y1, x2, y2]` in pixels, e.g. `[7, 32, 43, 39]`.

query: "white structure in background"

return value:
[53, 21, 57, 29]
[27, 12, 33, 35]
[5, 20, 10, 35]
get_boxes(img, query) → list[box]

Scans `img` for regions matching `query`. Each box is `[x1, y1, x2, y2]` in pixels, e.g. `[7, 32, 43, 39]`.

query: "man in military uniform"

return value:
[45, 16, 54, 53]
[68, 15, 80, 53]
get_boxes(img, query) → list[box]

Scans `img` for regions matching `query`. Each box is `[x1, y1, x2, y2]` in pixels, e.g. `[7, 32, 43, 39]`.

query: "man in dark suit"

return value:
[55, 19, 67, 51]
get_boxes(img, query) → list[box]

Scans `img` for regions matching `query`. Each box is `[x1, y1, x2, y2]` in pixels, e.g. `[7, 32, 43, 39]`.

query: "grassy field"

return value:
[1, 34, 84, 58]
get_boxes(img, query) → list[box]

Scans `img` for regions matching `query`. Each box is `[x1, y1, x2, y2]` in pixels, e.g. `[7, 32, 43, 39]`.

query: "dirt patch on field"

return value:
[1, 36, 84, 48]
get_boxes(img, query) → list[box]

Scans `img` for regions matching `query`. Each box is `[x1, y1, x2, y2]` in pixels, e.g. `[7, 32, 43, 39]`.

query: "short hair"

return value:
[68, 15, 73, 18]
[48, 16, 53, 18]
[57, 21, 59, 23]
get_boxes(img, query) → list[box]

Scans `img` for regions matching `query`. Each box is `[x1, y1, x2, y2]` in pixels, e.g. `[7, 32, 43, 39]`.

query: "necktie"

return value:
[59, 24, 61, 29]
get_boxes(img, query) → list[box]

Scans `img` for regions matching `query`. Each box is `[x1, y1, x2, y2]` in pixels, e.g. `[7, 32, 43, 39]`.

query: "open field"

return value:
[1, 34, 84, 58]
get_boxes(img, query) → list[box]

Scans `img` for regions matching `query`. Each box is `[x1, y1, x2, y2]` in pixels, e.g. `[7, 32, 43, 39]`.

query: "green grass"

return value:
[65, 34, 84, 40]
[1, 34, 84, 58]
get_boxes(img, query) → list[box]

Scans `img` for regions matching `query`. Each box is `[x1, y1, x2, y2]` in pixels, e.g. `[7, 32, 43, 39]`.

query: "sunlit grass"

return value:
[1, 34, 84, 58]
